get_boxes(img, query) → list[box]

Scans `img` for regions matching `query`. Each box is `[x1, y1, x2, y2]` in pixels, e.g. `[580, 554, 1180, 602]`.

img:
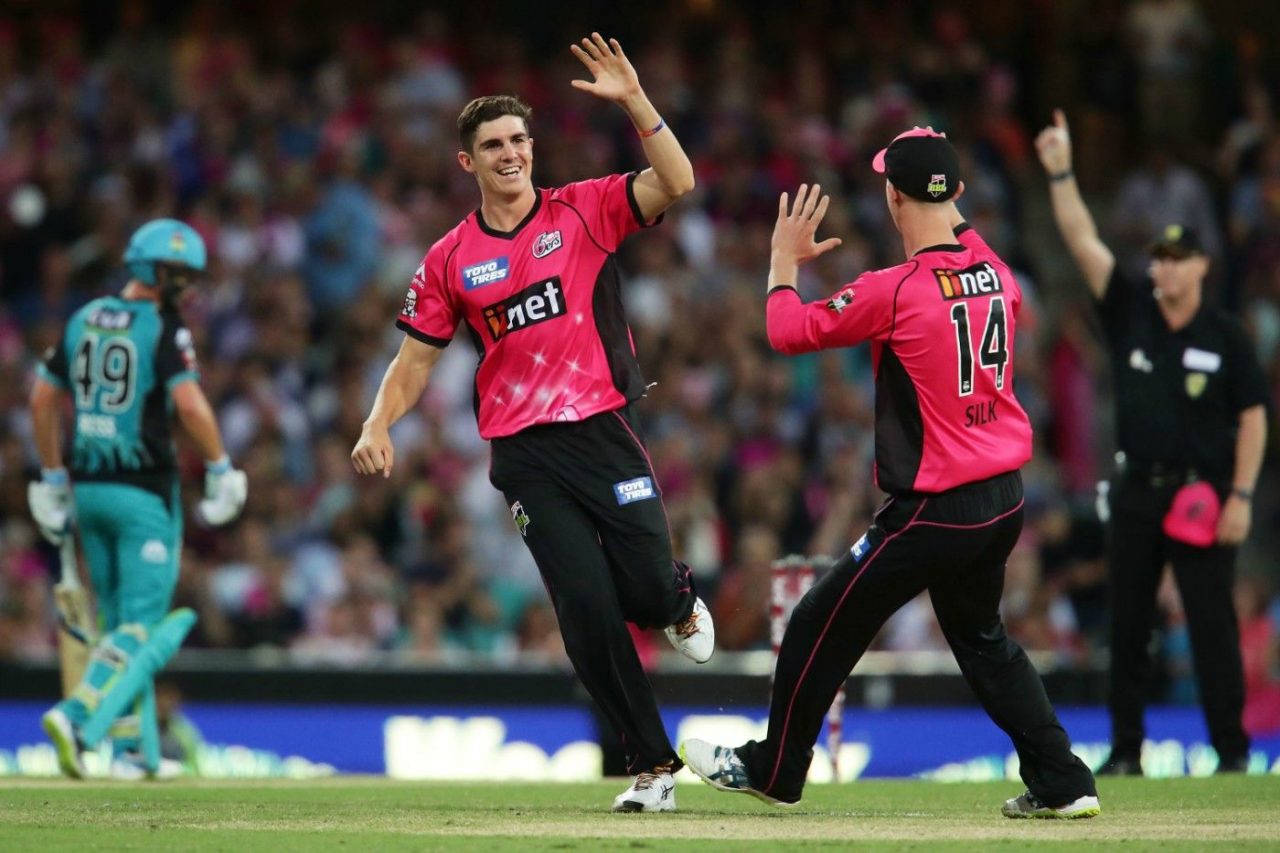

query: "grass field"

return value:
[1, 775, 1277, 850]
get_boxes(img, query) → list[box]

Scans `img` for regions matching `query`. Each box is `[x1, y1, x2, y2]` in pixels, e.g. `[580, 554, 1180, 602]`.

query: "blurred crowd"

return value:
[0, 0, 1277, 728]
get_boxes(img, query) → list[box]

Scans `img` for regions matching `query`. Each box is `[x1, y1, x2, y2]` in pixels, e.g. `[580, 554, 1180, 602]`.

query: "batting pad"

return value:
[79, 608, 197, 749]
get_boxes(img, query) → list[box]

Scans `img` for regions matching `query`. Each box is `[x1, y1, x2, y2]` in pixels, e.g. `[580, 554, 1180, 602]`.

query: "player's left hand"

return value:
[1216, 494, 1251, 545]
[570, 33, 641, 103]
[196, 456, 248, 527]
[772, 184, 843, 266]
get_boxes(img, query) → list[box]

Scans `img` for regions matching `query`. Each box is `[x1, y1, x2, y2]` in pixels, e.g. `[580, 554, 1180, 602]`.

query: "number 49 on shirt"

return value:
[950, 297, 1008, 396]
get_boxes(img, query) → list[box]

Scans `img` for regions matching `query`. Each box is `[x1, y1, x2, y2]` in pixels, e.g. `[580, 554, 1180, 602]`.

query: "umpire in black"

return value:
[1037, 110, 1269, 775]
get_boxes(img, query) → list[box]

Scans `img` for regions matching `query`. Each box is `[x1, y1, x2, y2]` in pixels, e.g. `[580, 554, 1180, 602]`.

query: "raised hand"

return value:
[773, 184, 843, 266]
[569, 33, 641, 104]
[1035, 109, 1073, 176]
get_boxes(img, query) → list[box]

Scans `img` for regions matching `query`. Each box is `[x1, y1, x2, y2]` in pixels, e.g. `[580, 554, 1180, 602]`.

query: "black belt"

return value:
[1121, 461, 1191, 489]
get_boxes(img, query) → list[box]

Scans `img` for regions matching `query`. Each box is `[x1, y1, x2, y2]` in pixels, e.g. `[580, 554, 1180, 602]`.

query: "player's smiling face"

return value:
[460, 115, 534, 201]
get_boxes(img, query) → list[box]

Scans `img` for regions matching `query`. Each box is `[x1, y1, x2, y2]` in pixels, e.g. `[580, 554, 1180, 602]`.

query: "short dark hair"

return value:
[457, 95, 532, 152]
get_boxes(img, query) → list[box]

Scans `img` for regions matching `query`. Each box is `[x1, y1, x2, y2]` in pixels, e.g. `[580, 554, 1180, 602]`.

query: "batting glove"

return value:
[28, 468, 71, 545]
[196, 456, 248, 526]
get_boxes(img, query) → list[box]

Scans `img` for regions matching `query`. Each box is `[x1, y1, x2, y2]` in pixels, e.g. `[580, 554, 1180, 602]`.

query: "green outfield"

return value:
[1, 775, 1277, 850]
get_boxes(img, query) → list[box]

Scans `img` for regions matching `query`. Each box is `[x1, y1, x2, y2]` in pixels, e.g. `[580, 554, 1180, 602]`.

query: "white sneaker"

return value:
[611, 771, 676, 812]
[664, 597, 714, 663]
[680, 738, 798, 807]
[41, 708, 85, 780]
[110, 753, 185, 781]
[1001, 791, 1101, 819]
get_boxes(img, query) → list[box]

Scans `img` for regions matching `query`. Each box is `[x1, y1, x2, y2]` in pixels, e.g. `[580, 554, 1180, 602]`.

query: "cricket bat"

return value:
[54, 532, 95, 697]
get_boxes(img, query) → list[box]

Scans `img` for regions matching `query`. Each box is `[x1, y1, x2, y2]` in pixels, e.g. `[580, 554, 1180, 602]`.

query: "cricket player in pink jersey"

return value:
[352, 34, 711, 813]
[683, 129, 1100, 819]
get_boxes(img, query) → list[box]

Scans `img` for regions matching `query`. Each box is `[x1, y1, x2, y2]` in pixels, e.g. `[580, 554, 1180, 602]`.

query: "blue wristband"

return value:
[42, 468, 69, 486]
[638, 117, 665, 138]
[206, 455, 232, 475]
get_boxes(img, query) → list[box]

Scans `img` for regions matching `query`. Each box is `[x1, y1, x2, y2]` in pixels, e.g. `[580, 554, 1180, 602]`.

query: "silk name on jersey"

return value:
[481, 277, 566, 342]
[934, 261, 1003, 300]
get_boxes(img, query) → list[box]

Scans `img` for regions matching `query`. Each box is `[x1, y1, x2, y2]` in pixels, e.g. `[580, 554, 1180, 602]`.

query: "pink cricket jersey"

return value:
[397, 174, 655, 439]
[766, 223, 1033, 494]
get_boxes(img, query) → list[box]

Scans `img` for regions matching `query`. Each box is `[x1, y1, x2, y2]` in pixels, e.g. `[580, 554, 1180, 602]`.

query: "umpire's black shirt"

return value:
[1096, 270, 1270, 481]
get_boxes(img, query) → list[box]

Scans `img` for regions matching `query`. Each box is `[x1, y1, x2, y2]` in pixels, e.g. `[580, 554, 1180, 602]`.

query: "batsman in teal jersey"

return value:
[28, 218, 248, 779]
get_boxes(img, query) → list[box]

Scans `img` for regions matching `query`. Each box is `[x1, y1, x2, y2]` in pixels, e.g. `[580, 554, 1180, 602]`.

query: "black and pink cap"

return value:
[872, 127, 960, 203]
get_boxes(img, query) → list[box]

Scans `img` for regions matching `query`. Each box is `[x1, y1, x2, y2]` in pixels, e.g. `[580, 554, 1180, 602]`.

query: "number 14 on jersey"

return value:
[950, 297, 1008, 396]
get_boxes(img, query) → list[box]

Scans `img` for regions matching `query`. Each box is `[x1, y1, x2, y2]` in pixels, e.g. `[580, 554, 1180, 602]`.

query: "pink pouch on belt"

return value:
[1162, 481, 1221, 548]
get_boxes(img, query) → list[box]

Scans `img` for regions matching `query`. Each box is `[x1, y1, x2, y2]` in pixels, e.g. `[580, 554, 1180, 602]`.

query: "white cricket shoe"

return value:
[110, 753, 186, 781]
[41, 708, 85, 780]
[611, 770, 676, 813]
[664, 597, 714, 663]
[680, 738, 798, 807]
[1001, 790, 1101, 819]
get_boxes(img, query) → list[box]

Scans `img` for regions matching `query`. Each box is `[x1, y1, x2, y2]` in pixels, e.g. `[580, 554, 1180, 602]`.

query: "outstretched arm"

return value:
[570, 33, 694, 222]
[352, 336, 445, 479]
[1035, 109, 1115, 299]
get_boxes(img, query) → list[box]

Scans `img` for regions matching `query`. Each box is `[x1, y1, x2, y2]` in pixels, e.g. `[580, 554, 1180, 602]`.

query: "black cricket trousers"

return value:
[736, 470, 1096, 806]
[1106, 474, 1249, 762]
[490, 405, 697, 775]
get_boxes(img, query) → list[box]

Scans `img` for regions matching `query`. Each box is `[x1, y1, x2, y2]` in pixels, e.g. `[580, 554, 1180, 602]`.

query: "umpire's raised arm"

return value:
[570, 33, 695, 222]
[1035, 109, 1115, 299]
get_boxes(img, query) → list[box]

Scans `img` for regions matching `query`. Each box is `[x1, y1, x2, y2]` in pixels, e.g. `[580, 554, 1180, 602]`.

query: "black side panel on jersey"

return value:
[45, 336, 70, 384]
[138, 344, 176, 497]
[137, 311, 186, 489]
[464, 321, 487, 424]
[591, 256, 647, 403]
[874, 347, 924, 494]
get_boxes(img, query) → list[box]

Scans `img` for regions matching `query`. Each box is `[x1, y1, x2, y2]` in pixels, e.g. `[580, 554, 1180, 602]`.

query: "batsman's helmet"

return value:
[123, 219, 207, 286]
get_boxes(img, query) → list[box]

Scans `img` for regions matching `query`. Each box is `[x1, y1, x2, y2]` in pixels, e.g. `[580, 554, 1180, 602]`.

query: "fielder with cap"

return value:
[1036, 110, 1269, 776]
[29, 218, 248, 779]
[681, 128, 1100, 819]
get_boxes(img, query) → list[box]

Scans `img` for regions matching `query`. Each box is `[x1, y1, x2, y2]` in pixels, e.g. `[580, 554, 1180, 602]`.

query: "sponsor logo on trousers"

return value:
[613, 476, 655, 505]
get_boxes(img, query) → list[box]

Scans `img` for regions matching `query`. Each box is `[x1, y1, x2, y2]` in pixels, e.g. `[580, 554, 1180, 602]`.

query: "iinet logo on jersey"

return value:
[934, 261, 1003, 300]
[481, 277, 566, 342]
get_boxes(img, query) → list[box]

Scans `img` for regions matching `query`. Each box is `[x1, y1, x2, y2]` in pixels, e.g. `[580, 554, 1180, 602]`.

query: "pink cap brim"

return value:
[873, 127, 947, 173]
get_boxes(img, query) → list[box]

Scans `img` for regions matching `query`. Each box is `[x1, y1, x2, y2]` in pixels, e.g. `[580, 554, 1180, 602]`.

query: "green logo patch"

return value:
[510, 501, 531, 537]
